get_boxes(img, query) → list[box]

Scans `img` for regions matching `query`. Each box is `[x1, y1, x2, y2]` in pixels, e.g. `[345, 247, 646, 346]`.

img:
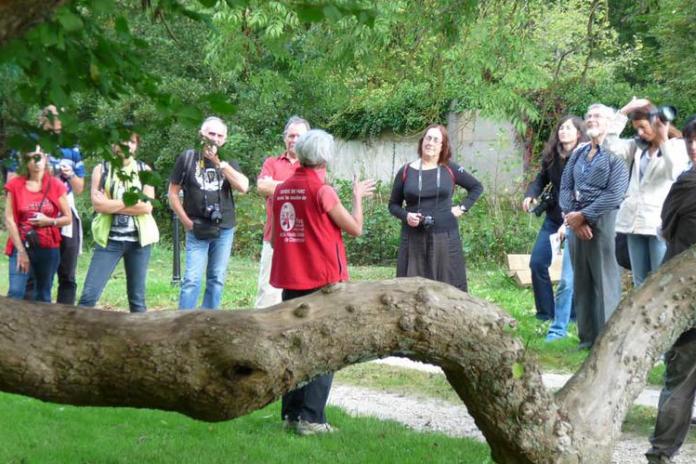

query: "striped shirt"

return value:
[560, 143, 629, 224]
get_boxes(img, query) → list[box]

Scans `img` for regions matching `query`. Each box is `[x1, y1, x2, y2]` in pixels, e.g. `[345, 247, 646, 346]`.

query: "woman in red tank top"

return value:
[270, 129, 375, 436]
[5, 149, 72, 302]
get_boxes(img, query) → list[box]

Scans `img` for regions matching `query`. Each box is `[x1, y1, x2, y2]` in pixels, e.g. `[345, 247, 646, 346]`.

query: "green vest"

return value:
[91, 160, 159, 248]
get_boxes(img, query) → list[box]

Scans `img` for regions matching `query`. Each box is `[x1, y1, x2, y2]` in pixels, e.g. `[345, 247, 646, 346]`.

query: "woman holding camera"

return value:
[4, 149, 72, 302]
[388, 124, 483, 292]
[78, 134, 159, 312]
[523, 116, 588, 323]
[603, 98, 689, 287]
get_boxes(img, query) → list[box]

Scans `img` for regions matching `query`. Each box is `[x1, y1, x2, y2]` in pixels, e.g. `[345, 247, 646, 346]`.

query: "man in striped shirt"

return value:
[560, 103, 630, 349]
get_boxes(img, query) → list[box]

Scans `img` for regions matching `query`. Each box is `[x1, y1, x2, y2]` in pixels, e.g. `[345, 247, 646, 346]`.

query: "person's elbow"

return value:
[344, 223, 363, 237]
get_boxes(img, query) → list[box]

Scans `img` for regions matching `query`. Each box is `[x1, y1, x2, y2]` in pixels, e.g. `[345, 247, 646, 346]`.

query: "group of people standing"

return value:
[525, 100, 696, 463]
[4, 106, 160, 312]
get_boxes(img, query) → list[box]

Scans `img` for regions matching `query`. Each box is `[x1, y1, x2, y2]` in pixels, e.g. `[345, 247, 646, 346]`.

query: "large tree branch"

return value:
[0, 278, 571, 463]
[559, 247, 696, 462]
[0, 0, 67, 47]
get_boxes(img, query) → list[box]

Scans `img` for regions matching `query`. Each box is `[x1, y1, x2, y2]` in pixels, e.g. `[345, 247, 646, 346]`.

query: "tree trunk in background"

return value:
[0, 0, 66, 47]
[2, 249, 696, 463]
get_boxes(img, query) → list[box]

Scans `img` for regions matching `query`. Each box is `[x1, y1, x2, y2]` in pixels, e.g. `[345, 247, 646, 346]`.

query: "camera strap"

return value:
[417, 159, 441, 214]
[36, 177, 51, 218]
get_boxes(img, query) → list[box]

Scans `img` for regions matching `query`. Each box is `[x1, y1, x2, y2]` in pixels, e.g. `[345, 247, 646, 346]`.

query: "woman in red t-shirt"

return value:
[5, 149, 72, 302]
[270, 129, 375, 436]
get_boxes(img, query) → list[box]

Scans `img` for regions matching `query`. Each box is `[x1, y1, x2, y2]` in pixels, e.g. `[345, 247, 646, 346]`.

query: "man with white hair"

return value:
[559, 103, 629, 349]
[254, 116, 310, 308]
[168, 116, 249, 309]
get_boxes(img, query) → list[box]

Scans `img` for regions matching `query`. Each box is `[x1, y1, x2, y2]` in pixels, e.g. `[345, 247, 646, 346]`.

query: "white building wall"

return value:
[329, 111, 523, 194]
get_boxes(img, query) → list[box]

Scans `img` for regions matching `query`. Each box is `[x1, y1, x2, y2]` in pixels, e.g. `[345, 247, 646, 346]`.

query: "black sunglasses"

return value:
[25, 154, 43, 163]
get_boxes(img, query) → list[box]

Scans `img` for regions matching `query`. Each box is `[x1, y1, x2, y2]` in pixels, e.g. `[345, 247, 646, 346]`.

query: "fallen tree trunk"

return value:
[2, 248, 696, 463]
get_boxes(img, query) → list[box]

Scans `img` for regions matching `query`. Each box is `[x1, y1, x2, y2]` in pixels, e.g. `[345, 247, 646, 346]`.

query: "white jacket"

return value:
[603, 112, 689, 235]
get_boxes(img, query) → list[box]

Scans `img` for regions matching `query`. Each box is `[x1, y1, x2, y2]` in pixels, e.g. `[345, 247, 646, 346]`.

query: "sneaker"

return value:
[295, 420, 337, 436]
[283, 418, 298, 431]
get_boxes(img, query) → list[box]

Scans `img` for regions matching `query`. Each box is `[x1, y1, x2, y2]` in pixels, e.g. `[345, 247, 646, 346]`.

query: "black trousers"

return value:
[57, 216, 80, 305]
[280, 288, 334, 424]
[646, 330, 696, 462]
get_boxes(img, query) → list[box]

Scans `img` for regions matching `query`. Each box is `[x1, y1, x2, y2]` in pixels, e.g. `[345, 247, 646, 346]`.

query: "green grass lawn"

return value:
[0, 391, 491, 464]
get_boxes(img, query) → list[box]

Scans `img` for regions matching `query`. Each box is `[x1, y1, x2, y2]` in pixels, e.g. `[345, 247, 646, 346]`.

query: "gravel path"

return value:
[327, 358, 696, 463]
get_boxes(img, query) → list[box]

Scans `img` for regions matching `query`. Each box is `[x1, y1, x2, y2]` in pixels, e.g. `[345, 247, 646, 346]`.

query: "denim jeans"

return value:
[8, 248, 60, 302]
[546, 231, 574, 341]
[179, 227, 235, 310]
[627, 233, 666, 287]
[530, 216, 562, 321]
[78, 239, 152, 313]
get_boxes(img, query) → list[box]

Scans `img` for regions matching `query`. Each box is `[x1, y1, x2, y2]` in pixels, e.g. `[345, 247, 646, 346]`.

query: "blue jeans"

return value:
[8, 248, 60, 302]
[530, 216, 562, 321]
[546, 231, 575, 341]
[78, 240, 153, 313]
[627, 233, 666, 287]
[179, 227, 235, 310]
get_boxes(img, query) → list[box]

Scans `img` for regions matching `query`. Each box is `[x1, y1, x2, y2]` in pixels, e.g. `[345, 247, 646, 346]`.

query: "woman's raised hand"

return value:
[353, 177, 376, 199]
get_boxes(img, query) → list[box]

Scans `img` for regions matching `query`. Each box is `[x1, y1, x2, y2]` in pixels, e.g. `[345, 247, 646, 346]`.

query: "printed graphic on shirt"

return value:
[276, 187, 306, 243]
[194, 164, 223, 192]
[280, 202, 296, 232]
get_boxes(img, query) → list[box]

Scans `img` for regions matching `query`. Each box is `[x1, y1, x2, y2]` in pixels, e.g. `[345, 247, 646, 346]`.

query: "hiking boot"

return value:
[646, 452, 675, 464]
[295, 420, 337, 436]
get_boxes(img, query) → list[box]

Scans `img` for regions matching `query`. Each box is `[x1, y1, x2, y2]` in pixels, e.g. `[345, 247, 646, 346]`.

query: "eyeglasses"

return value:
[424, 135, 443, 144]
[585, 113, 605, 120]
[207, 131, 224, 138]
[25, 154, 43, 163]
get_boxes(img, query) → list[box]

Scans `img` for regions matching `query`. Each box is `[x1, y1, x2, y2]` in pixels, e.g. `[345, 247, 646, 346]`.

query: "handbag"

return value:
[23, 179, 51, 252]
[615, 232, 631, 270]
[192, 218, 220, 240]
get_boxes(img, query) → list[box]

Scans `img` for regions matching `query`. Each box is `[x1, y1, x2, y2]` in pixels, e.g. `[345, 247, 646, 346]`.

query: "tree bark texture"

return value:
[0, 0, 66, 47]
[2, 249, 696, 463]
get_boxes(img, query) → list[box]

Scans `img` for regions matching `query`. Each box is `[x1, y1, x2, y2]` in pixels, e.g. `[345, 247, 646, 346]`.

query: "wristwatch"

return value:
[218, 161, 230, 170]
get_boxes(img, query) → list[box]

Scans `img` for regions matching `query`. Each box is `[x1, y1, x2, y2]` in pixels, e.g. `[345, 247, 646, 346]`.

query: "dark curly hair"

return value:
[417, 124, 452, 165]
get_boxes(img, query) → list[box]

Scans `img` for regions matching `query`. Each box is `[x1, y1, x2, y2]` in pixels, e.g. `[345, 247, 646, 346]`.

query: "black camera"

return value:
[23, 229, 40, 250]
[205, 203, 223, 224]
[531, 190, 553, 217]
[649, 105, 677, 123]
[421, 215, 435, 230]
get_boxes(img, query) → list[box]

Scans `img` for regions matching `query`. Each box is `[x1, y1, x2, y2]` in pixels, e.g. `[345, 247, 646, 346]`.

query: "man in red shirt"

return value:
[254, 116, 310, 308]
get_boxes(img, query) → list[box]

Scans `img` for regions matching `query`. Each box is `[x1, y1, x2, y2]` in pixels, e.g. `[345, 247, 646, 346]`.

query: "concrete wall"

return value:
[329, 111, 524, 194]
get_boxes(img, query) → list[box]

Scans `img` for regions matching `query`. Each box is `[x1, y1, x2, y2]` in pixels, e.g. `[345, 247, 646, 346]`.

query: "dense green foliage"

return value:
[1, 0, 695, 265]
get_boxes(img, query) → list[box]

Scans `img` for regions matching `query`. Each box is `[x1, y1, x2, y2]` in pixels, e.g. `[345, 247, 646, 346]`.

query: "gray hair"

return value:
[200, 116, 227, 132]
[295, 129, 334, 167]
[283, 115, 310, 138]
[586, 103, 615, 119]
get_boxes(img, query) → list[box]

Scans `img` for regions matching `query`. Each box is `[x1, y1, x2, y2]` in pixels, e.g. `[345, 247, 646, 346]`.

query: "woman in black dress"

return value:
[388, 124, 483, 291]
